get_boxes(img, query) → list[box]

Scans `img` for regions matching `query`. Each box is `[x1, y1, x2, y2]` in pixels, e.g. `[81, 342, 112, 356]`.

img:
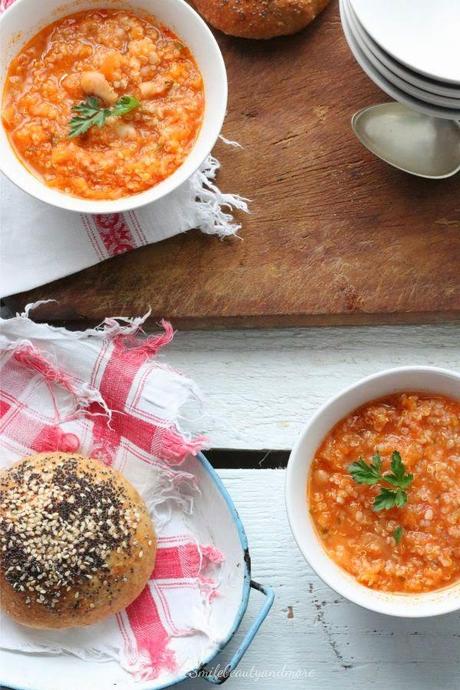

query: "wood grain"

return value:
[6, 2, 460, 328]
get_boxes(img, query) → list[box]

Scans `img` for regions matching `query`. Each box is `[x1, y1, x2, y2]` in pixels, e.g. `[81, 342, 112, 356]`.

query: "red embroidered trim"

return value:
[93, 214, 137, 256]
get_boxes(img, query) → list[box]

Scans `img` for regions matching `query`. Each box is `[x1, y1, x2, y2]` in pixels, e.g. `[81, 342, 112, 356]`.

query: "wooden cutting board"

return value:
[6, 2, 460, 329]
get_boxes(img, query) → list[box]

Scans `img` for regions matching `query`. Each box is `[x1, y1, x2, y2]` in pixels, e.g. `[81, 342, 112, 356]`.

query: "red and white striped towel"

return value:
[0, 307, 224, 681]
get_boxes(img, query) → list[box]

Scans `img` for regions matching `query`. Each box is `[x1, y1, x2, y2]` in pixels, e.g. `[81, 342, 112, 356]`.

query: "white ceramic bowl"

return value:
[286, 366, 460, 618]
[0, 0, 227, 214]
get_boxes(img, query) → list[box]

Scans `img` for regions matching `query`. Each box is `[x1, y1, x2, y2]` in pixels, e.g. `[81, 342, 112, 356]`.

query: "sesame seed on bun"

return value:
[0, 453, 156, 629]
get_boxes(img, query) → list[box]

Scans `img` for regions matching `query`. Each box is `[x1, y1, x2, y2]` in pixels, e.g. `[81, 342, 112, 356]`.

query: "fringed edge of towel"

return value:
[194, 154, 249, 237]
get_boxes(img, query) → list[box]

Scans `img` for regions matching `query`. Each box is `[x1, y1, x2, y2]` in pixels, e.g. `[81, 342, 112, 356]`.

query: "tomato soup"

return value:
[2, 9, 204, 200]
[309, 393, 460, 593]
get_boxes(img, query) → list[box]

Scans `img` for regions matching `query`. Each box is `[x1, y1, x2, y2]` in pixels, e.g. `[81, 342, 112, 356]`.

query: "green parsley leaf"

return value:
[395, 487, 408, 507]
[68, 97, 110, 137]
[348, 450, 413, 516]
[393, 526, 404, 544]
[110, 95, 140, 117]
[373, 486, 408, 511]
[348, 454, 382, 485]
[385, 451, 414, 489]
[69, 95, 140, 139]
[373, 487, 395, 511]
[72, 96, 102, 117]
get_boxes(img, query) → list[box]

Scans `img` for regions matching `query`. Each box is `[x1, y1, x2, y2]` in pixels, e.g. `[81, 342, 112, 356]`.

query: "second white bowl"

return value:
[286, 366, 460, 618]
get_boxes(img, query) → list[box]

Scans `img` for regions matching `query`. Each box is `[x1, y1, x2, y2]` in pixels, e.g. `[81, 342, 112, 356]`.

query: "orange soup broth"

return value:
[308, 393, 460, 593]
[2, 9, 205, 200]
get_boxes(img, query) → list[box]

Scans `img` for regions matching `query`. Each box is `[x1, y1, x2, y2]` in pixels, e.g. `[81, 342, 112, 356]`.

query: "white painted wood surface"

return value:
[185, 469, 460, 690]
[170, 325, 460, 689]
[166, 325, 460, 450]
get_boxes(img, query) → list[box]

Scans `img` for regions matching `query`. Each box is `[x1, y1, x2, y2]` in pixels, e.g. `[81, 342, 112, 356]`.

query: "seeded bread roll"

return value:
[191, 0, 331, 39]
[0, 453, 156, 629]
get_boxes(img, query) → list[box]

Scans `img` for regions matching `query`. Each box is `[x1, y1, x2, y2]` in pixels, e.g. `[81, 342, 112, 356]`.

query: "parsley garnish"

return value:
[348, 451, 413, 513]
[69, 95, 140, 138]
[374, 486, 407, 511]
[393, 526, 404, 545]
[347, 454, 382, 485]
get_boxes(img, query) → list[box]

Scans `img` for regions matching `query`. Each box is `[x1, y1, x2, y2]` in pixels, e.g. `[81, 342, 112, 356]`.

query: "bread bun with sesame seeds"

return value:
[191, 0, 331, 39]
[0, 453, 156, 629]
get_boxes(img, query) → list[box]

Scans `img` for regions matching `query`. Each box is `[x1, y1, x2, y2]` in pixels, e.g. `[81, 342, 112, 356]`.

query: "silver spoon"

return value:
[352, 102, 460, 179]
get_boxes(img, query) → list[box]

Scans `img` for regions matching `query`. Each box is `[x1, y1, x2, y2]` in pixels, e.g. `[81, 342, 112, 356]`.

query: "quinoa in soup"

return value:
[309, 393, 460, 593]
[2, 9, 205, 200]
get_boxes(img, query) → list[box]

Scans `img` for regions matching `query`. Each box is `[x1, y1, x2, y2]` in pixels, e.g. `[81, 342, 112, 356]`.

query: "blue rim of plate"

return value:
[0, 451, 252, 690]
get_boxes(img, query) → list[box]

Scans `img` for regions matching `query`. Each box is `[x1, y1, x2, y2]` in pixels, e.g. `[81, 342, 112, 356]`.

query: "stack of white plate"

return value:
[340, 0, 460, 120]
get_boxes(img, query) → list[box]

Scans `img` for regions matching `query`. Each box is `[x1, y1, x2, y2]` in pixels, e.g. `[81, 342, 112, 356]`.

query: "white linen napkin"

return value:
[0, 155, 247, 299]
